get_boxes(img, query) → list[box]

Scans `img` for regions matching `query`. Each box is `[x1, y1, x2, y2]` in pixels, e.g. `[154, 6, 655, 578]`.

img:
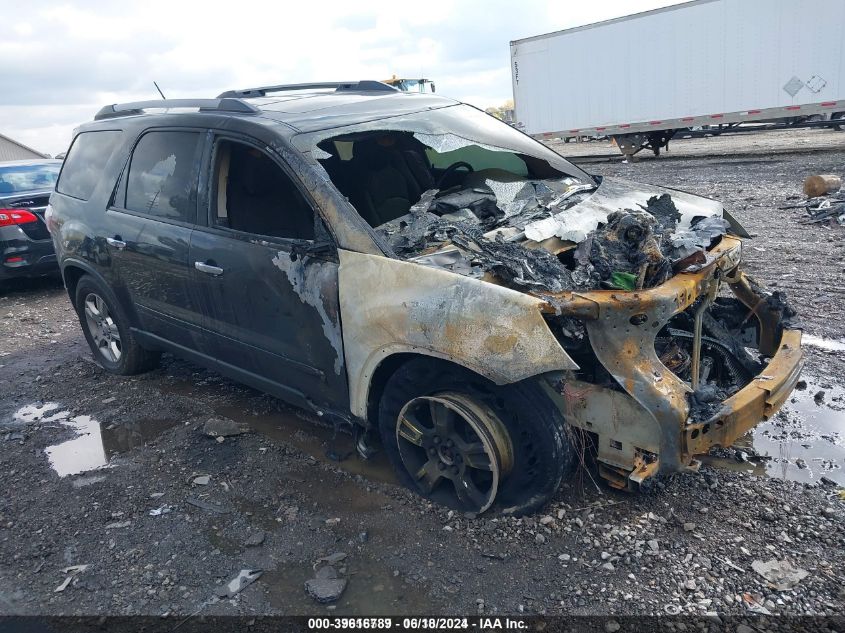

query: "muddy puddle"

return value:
[7, 402, 179, 477]
[262, 560, 435, 615]
[7, 391, 396, 484]
[213, 404, 398, 485]
[703, 375, 845, 486]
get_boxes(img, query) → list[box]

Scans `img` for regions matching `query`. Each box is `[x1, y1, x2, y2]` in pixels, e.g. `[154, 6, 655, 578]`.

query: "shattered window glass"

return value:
[412, 132, 511, 155]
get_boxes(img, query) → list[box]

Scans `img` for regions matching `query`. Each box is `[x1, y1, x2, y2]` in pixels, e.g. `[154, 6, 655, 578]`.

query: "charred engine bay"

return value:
[377, 179, 798, 425]
[377, 180, 731, 294]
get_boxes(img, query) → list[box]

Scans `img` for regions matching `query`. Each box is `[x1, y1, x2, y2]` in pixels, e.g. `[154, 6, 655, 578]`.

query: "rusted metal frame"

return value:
[690, 278, 720, 390]
[683, 329, 804, 455]
[537, 237, 743, 479]
[722, 269, 780, 356]
[540, 376, 663, 488]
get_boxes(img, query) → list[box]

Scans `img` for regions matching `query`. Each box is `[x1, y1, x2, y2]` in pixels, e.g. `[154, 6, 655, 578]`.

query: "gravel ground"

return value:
[0, 129, 843, 619]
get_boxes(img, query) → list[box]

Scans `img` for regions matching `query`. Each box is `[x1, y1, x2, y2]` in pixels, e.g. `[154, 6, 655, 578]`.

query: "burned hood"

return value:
[380, 174, 743, 294]
[523, 177, 725, 243]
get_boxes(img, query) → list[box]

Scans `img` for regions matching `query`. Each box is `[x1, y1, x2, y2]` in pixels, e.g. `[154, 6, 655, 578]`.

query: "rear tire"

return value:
[74, 275, 160, 375]
[378, 358, 574, 516]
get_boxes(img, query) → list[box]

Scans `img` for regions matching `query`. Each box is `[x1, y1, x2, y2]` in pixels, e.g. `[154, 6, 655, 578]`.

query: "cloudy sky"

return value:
[1, 0, 686, 156]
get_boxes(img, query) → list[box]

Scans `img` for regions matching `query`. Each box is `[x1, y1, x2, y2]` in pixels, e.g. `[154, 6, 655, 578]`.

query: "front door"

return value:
[106, 129, 208, 350]
[188, 135, 348, 411]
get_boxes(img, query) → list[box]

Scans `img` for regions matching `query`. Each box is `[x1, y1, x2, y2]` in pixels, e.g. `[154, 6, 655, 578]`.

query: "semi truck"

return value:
[510, 0, 845, 158]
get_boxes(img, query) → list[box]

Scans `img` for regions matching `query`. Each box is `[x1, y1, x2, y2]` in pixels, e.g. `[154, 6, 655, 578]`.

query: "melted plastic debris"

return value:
[379, 183, 729, 293]
[572, 210, 672, 290]
[642, 193, 682, 232]
[669, 216, 731, 260]
[433, 187, 503, 224]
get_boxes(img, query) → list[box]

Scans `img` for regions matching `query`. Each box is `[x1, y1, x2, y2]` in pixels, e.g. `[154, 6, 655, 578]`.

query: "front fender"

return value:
[338, 250, 578, 419]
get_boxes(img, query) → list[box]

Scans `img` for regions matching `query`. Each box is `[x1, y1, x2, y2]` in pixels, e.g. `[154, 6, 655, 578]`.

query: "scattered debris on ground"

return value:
[214, 569, 263, 599]
[305, 554, 349, 604]
[781, 173, 845, 226]
[751, 559, 809, 591]
[803, 174, 842, 198]
[203, 417, 251, 438]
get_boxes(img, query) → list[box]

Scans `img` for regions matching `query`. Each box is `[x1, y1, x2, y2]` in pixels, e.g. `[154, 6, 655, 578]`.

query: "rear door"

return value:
[106, 128, 208, 350]
[188, 133, 348, 410]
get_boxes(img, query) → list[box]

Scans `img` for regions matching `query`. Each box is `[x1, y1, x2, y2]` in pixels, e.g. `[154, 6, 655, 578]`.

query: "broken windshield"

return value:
[292, 104, 595, 233]
[293, 104, 592, 183]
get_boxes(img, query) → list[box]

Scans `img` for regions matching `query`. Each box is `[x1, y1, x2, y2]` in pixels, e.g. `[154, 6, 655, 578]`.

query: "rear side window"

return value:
[56, 131, 123, 201]
[125, 131, 202, 222]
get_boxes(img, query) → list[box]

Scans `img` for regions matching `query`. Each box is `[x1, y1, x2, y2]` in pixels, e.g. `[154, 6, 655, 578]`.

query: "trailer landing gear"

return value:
[612, 130, 676, 161]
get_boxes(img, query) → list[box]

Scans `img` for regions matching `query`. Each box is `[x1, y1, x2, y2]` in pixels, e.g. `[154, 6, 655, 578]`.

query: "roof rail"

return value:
[216, 80, 399, 99]
[94, 98, 260, 120]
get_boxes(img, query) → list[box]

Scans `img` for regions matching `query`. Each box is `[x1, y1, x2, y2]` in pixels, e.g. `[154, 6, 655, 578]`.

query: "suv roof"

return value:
[93, 80, 460, 134]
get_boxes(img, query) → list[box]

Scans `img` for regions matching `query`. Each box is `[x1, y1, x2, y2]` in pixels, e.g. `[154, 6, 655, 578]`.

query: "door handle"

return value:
[194, 261, 224, 276]
[106, 236, 126, 250]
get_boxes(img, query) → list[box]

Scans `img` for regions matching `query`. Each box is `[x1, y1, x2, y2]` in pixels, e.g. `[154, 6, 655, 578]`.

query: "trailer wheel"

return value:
[833, 112, 845, 131]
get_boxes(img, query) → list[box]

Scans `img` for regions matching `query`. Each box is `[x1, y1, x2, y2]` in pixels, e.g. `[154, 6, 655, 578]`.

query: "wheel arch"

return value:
[62, 262, 87, 307]
[61, 258, 140, 328]
[365, 351, 503, 428]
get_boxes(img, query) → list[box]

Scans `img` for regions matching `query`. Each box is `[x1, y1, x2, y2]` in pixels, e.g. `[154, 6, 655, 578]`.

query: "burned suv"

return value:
[47, 81, 803, 515]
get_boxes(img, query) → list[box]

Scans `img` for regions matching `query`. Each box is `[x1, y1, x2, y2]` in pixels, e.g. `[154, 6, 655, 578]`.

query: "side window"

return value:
[212, 139, 315, 240]
[56, 131, 123, 201]
[125, 131, 202, 222]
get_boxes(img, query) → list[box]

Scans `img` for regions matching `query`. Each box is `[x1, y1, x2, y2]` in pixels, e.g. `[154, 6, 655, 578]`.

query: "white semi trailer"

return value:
[510, 0, 845, 158]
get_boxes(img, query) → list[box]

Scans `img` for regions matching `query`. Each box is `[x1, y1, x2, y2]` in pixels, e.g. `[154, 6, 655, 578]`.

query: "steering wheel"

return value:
[435, 161, 474, 188]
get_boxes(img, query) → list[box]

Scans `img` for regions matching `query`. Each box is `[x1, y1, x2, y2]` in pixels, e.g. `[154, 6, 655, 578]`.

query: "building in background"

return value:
[0, 133, 49, 161]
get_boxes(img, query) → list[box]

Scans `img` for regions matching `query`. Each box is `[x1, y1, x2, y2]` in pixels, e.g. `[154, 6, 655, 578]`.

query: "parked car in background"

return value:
[0, 159, 63, 286]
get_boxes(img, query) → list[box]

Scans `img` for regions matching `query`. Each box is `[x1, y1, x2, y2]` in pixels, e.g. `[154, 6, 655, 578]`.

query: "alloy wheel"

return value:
[395, 392, 513, 513]
[83, 292, 122, 363]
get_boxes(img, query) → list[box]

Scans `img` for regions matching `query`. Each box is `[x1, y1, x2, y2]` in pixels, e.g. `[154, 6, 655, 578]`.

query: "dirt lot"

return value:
[0, 128, 843, 619]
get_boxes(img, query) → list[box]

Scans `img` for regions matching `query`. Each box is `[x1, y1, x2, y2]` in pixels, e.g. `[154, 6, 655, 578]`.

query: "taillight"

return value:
[0, 209, 38, 227]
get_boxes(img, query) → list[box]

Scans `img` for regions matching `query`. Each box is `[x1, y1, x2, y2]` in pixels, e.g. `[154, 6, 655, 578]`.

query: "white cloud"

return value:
[0, 0, 687, 156]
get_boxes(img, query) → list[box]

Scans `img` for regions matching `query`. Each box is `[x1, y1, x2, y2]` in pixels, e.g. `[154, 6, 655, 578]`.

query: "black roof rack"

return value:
[94, 98, 260, 120]
[216, 80, 399, 99]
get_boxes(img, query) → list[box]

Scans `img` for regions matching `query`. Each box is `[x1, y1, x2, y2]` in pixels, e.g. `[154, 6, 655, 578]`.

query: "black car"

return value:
[47, 82, 801, 515]
[0, 159, 63, 285]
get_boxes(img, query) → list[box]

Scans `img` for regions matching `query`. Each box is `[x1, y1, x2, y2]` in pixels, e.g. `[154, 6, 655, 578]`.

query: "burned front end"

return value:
[376, 179, 803, 488]
[295, 103, 803, 489]
[542, 236, 803, 488]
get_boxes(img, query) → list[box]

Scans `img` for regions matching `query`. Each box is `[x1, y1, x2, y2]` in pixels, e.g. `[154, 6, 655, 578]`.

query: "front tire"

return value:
[378, 358, 574, 516]
[74, 275, 160, 375]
